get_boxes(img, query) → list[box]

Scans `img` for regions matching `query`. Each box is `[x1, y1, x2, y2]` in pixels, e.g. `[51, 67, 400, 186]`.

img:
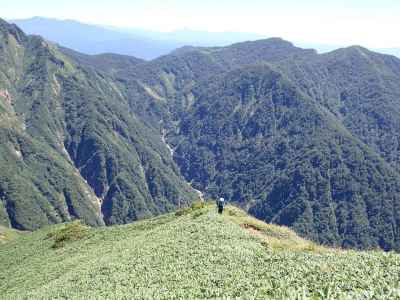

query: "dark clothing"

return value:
[217, 198, 225, 214]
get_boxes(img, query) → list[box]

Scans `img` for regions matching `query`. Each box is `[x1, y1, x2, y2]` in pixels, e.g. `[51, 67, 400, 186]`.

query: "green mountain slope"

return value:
[0, 21, 105, 229]
[274, 46, 400, 171]
[0, 204, 399, 299]
[0, 19, 197, 230]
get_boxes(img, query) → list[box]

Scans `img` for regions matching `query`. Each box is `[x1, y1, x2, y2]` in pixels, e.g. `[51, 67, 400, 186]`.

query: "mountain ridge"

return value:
[10, 17, 400, 59]
[1, 204, 399, 299]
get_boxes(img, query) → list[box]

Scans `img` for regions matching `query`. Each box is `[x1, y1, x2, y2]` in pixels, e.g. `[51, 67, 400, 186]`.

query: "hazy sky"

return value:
[2, 0, 399, 48]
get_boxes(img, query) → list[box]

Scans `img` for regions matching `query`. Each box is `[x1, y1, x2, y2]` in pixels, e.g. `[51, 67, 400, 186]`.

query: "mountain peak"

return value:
[323, 45, 386, 63]
[0, 18, 26, 44]
[329, 45, 372, 56]
[230, 37, 295, 48]
[228, 37, 318, 57]
[0, 18, 14, 32]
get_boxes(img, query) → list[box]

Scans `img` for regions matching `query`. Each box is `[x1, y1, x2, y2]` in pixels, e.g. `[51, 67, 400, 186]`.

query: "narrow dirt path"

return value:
[240, 223, 265, 238]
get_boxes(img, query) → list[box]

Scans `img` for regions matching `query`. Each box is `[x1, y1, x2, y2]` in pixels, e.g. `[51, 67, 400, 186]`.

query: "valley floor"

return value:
[0, 204, 399, 299]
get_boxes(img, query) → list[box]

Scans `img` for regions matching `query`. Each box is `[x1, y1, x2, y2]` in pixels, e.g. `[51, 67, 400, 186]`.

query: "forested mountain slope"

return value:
[171, 65, 400, 250]
[274, 46, 400, 171]
[0, 19, 196, 230]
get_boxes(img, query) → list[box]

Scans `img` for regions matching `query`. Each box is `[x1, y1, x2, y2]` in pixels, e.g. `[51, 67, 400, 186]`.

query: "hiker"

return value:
[216, 197, 225, 214]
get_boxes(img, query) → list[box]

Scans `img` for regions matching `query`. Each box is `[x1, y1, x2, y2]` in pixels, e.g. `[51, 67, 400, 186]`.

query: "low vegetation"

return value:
[174, 200, 207, 216]
[1, 204, 399, 299]
[0, 226, 21, 244]
[46, 221, 89, 249]
[225, 205, 327, 253]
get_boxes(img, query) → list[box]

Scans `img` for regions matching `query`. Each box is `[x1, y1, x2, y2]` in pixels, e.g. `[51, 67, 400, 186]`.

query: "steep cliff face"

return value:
[0, 19, 197, 230]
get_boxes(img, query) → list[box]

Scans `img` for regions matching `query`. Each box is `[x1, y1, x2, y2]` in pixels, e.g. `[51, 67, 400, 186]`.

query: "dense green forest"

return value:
[1, 18, 400, 250]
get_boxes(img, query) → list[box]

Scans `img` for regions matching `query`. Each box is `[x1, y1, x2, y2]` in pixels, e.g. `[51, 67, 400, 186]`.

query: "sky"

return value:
[1, 0, 399, 48]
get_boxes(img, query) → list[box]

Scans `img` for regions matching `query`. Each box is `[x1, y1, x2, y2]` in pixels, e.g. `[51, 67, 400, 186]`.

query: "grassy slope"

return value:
[0, 226, 21, 243]
[0, 204, 399, 299]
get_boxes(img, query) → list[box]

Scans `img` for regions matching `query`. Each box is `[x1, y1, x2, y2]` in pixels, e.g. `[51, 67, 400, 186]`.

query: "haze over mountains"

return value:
[12, 17, 400, 60]
[10, 17, 265, 60]
[1, 18, 400, 251]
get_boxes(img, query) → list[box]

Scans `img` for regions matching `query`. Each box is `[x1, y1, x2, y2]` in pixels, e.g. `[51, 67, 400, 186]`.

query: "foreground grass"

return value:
[0, 204, 399, 299]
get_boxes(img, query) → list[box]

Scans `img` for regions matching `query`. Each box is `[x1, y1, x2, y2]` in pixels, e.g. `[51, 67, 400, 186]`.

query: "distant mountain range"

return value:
[9, 17, 400, 60]
[10, 17, 265, 60]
